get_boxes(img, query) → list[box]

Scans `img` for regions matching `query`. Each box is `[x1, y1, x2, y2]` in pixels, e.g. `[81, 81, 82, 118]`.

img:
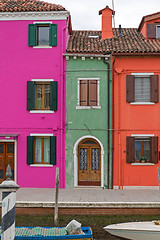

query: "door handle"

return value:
[82, 170, 84, 173]
[95, 171, 96, 173]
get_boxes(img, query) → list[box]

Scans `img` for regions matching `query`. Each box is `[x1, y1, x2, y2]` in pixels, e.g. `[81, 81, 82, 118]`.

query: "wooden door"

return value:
[78, 139, 101, 186]
[0, 143, 14, 183]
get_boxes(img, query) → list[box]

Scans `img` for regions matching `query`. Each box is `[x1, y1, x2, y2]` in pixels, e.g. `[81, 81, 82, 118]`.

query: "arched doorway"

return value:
[78, 138, 101, 186]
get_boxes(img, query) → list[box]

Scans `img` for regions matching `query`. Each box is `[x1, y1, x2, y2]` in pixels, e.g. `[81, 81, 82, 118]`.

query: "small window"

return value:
[37, 25, 50, 46]
[157, 26, 160, 38]
[135, 138, 150, 162]
[126, 74, 159, 103]
[27, 81, 57, 111]
[27, 136, 56, 165]
[135, 76, 150, 102]
[77, 79, 100, 108]
[34, 137, 50, 164]
[35, 82, 50, 110]
[126, 136, 158, 164]
[28, 23, 57, 47]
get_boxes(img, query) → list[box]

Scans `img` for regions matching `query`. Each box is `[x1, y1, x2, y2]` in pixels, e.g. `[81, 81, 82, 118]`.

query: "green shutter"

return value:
[27, 136, 34, 165]
[50, 136, 56, 165]
[49, 24, 57, 46]
[28, 24, 36, 46]
[27, 81, 35, 110]
[50, 81, 57, 111]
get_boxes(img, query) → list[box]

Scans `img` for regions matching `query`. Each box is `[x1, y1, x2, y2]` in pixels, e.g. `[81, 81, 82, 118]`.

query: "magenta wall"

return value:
[0, 19, 68, 188]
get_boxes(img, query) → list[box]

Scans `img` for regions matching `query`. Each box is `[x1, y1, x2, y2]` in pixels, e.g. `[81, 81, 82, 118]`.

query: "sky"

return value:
[46, 0, 160, 30]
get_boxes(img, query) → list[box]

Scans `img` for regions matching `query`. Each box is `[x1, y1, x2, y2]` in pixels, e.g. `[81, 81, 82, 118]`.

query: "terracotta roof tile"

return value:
[67, 28, 160, 54]
[0, 0, 66, 12]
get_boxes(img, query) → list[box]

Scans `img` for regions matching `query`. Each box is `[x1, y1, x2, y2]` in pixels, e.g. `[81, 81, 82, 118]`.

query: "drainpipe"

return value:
[103, 57, 111, 189]
[60, 20, 69, 187]
[112, 56, 116, 189]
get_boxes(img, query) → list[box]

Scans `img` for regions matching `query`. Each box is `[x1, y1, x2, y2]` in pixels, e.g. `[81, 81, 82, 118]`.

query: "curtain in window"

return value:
[35, 138, 42, 163]
[135, 77, 150, 102]
[36, 85, 42, 109]
[44, 138, 50, 163]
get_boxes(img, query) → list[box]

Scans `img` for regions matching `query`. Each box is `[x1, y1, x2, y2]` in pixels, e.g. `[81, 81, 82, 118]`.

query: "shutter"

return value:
[27, 81, 35, 110]
[147, 24, 156, 38]
[49, 24, 57, 46]
[126, 75, 134, 103]
[150, 137, 158, 163]
[89, 80, 97, 106]
[27, 136, 34, 165]
[50, 136, 56, 165]
[50, 81, 57, 111]
[126, 137, 135, 163]
[150, 75, 159, 103]
[28, 24, 36, 46]
[80, 80, 88, 106]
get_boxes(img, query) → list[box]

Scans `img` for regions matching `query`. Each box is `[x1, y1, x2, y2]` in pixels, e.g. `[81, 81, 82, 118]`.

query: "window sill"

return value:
[130, 102, 155, 105]
[30, 164, 53, 167]
[131, 163, 154, 166]
[30, 110, 54, 114]
[33, 46, 52, 49]
[76, 106, 101, 110]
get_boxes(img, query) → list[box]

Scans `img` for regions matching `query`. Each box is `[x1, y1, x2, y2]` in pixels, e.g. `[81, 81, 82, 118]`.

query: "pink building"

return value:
[0, 0, 70, 188]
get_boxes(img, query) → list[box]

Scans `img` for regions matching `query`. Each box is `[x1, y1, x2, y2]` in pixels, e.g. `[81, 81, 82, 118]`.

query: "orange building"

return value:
[100, 8, 160, 188]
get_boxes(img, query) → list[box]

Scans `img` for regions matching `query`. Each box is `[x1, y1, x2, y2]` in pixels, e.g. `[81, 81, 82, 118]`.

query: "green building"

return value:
[64, 30, 112, 189]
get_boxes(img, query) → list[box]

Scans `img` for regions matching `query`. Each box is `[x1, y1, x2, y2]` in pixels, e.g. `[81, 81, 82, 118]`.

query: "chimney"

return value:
[99, 6, 114, 39]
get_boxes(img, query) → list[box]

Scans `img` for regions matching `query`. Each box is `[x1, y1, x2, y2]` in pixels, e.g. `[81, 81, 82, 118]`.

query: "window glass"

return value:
[135, 77, 150, 102]
[35, 83, 51, 110]
[157, 26, 160, 38]
[36, 84, 42, 109]
[35, 138, 42, 163]
[44, 138, 50, 163]
[34, 137, 50, 164]
[45, 84, 50, 109]
[37, 26, 50, 46]
[135, 138, 150, 161]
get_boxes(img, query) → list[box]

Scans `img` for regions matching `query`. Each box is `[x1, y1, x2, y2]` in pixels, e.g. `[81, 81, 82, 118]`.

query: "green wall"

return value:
[65, 56, 112, 188]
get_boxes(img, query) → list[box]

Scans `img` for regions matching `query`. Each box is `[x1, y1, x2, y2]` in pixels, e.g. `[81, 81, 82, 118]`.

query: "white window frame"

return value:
[30, 133, 53, 167]
[156, 25, 160, 39]
[130, 73, 155, 105]
[33, 22, 53, 49]
[76, 78, 101, 109]
[131, 134, 154, 166]
[30, 79, 54, 113]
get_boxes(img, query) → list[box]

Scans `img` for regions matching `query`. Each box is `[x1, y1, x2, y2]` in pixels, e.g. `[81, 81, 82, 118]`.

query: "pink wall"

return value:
[0, 19, 68, 188]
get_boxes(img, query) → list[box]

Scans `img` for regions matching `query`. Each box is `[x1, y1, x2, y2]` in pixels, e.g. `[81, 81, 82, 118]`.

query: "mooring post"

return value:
[54, 167, 59, 227]
[0, 165, 20, 240]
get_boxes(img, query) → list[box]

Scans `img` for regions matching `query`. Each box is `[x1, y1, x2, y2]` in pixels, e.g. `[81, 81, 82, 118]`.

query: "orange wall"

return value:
[112, 56, 160, 188]
[141, 17, 160, 38]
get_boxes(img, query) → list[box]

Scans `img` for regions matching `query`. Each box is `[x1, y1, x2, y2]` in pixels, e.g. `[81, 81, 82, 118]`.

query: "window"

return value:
[27, 136, 56, 165]
[77, 78, 100, 108]
[147, 23, 160, 39]
[28, 23, 57, 47]
[126, 74, 159, 103]
[126, 136, 158, 164]
[27, 80, 57, 111]
[157, 26, 160, 38]
[35, 82, 50, 110]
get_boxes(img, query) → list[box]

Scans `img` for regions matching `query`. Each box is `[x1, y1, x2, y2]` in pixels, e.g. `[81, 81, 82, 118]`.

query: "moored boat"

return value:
[0, 226, 93, 240]
[104, 221, 160, 240]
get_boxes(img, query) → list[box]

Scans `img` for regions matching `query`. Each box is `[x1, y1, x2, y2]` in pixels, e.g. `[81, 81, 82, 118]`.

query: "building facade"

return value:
[65, 31, 112, 188]
[0, 0, 70, 188]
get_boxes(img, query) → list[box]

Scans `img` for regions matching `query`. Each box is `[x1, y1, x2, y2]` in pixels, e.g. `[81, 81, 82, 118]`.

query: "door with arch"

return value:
[78, 138, 101, 186]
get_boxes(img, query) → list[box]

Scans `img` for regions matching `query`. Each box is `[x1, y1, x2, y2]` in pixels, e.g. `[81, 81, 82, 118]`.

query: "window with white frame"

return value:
[157, 26, 160, 38]
[77, 78, 100, 108]
[126, 74, 159, 103]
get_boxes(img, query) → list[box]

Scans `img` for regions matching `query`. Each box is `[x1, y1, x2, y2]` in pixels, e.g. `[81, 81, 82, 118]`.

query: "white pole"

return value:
[54, 167, 59, 227]
[0, 165, 20, 240]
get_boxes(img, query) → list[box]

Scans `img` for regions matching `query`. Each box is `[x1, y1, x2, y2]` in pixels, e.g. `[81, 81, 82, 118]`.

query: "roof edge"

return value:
[138, 11, 160, 32]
